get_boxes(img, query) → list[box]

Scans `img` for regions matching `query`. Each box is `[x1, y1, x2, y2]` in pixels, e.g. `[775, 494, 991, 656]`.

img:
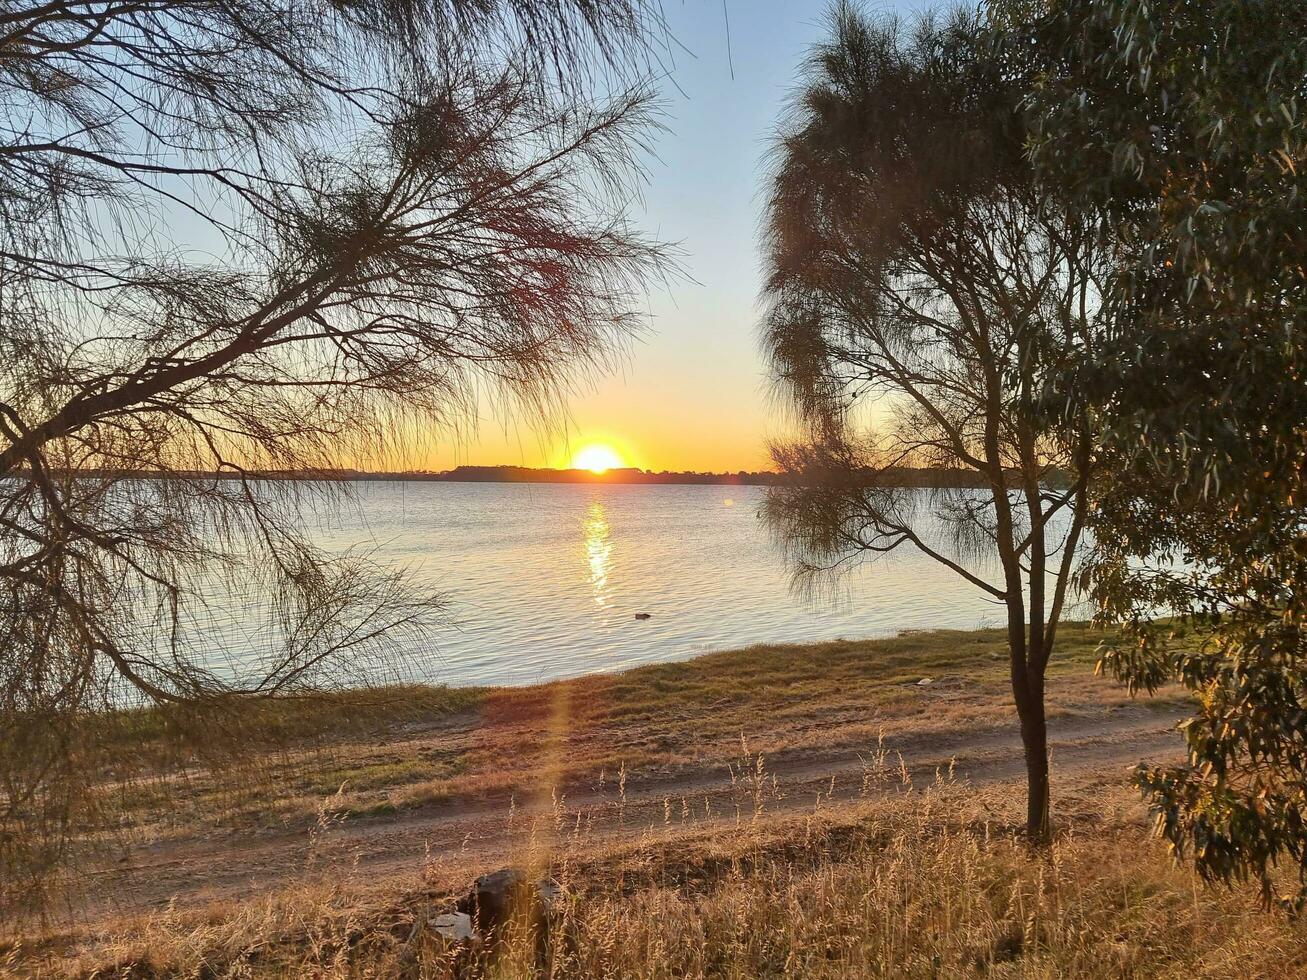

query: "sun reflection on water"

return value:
[583, 500, 613, 607]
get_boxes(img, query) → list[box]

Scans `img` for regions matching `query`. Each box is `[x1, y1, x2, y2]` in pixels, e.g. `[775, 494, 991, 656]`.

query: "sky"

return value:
[422, 0, 925, 474]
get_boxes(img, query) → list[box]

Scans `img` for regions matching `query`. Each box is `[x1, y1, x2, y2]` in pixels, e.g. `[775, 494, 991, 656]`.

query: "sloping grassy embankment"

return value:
[10, 623, 1307, 977]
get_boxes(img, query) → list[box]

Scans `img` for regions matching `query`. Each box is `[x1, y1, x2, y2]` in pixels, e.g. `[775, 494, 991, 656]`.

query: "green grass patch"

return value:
[98, 682, 487, 761]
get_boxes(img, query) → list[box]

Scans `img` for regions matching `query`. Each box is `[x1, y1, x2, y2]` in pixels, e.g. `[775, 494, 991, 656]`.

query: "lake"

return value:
[201, 482, 1032, 688]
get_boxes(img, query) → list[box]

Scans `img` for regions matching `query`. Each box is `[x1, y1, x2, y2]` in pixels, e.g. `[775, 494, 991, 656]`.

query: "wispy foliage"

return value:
[0, 0, 667, 911]
[761, 3, 1107, 837]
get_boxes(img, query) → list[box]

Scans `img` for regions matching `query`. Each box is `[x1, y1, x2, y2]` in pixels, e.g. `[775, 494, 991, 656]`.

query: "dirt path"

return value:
[77, 705, 1182, 924]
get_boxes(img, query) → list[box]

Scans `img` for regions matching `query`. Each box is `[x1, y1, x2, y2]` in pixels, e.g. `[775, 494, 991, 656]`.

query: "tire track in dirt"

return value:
[75, 705, 1183, 923]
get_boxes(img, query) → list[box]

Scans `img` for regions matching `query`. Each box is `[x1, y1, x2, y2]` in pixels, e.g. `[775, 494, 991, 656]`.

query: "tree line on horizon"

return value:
[0, 462, 1035, 487]
[0, 0, 1303, 917]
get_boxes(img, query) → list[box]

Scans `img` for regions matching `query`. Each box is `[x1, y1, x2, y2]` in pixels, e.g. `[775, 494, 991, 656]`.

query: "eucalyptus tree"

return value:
[0, 0, 665, 908]
[999, 0, 1307, 906]
[762, 4, 1106, 839]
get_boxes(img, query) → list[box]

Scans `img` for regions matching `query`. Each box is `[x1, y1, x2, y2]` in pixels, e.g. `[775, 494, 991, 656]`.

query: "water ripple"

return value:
[198, 483, 1074, 688]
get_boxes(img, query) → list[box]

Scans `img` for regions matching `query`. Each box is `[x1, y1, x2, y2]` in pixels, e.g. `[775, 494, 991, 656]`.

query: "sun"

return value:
[571, 444, 625, 473]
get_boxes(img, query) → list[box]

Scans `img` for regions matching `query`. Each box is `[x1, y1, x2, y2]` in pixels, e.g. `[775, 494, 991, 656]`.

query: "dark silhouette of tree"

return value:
[761, 4, 1105, 839]
[1000, 0, 1307, 907]
[0, 0, 666, 909]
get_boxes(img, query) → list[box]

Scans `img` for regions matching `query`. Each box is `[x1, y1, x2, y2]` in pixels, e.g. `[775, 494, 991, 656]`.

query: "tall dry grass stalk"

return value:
[17, 778, 1307, 978]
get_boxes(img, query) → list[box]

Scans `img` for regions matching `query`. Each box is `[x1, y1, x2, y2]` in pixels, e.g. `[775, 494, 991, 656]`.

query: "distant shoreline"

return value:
[9, 464, 1019, 489]
[352, 465, 786, 486]
[187, 464, 1002, 489]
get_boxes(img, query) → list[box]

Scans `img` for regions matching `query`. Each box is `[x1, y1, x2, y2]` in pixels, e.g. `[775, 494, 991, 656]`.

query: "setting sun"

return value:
[571, 444, 625, 473]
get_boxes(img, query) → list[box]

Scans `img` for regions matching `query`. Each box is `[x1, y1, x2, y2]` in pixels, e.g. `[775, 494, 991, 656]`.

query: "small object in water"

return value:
[634, 612, 652, 620]
[917, 676, 934, 686]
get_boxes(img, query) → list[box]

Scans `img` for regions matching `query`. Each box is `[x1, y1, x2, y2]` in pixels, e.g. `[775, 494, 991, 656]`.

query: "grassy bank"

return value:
[108, 620, 1122, 745]
[6, 622, 1245, 977]
[86, 622, 1186, 834]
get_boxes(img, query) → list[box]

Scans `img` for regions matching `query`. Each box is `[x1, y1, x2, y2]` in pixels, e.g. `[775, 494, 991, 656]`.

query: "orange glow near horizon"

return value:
[395, 412, 779, 475]
[355, 424, 779, 475]
[571, 444, 626, 473]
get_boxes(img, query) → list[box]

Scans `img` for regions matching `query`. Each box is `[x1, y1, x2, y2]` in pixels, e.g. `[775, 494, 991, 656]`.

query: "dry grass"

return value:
[6, 623, 1245, 977]
[88, 623, 1192, 839]
[14, 778, 1306, 978]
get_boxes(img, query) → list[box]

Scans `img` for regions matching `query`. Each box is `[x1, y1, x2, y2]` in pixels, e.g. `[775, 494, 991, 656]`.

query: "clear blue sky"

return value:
[435, 0, 926, 472]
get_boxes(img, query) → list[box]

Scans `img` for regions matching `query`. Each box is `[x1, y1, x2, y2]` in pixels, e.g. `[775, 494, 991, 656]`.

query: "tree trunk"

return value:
[1008, 622, 1051, 842]
[1018, 694, 1051, 841]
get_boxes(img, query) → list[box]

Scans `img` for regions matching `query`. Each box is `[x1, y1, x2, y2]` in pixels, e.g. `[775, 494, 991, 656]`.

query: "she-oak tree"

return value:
[0, 0, 665, 908]
[762, 4, 1106, 838]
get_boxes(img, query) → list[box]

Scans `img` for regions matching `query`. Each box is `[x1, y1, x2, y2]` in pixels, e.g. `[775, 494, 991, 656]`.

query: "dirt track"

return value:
[79, 704, 1182, 924]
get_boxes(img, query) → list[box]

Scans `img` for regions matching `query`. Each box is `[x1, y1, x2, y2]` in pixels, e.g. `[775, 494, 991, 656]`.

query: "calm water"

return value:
[203, 482, 1023, 688]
